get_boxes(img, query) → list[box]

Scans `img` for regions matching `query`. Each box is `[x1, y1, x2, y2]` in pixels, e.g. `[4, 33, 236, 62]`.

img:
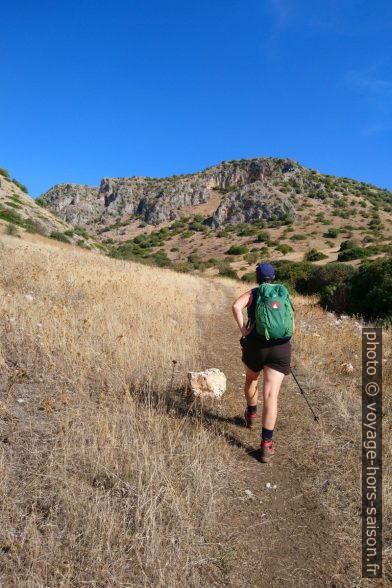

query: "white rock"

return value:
[340, 362, 354, 374]
[16, 398, 25, 404]
[244, 489, 255, 500]
[24, 294, 34, 302]
[266, 482, 271, 489]
[188, 368, 226, 399]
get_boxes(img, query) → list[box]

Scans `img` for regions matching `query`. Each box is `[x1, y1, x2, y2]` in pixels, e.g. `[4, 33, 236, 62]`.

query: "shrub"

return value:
[304, 248, 328, 262]
[74, 225, 89, 239]
[337, 247, 371, 261]
[290, 234, 307, 241]
[271, 260, 316, 291]
[348, 258, 392, 321]
[303, 263, 356, 295]
[244, 252, 259, 264]
[216, 229, 229, 238]
[218, 265, 238, 280]
[324, 228, 339, 238]
[256, 231, 270, 243]
[180, 230, 194, 239]
[339, 239, 360, 251]
[50, 231, 71, 244]
[188, 221, 208, 233]
[63, 230, 74, 237]
[153, 250, 172, 268]
[276, 244, 293, 255]
[35, 198, 45, 207]
[6, 223, 19, 237]
[0, 167, 10, 178]
[241, 272, 256, 283]
[282, 213, 294, 225]
[187, 253, 204, 268]
[226, 245, 249, 255]
[5, 201, 21, 209]
[172, 262, 193, 273]
[12, 179, 28, 193]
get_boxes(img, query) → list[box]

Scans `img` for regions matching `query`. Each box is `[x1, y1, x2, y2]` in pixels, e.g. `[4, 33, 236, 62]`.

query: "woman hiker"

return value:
[231, 262, 294, 463]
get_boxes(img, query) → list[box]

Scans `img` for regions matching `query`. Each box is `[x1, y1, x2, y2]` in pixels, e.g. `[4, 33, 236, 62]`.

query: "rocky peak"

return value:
[38, 157, 321, 228]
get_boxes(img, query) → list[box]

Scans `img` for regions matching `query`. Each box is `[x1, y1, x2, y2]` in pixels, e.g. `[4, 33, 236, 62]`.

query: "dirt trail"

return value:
[199, 281, 342, 587]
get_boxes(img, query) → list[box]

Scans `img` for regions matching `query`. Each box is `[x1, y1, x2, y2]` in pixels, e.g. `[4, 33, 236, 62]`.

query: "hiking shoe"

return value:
[260, 440, 275, 463]
[244, 409, 257, 429]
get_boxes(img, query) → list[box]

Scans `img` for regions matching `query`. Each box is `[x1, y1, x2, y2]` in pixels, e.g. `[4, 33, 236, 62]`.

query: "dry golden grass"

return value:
[279, 295, 391, 585]
[1, 232, 391, 586]
[0, 234, 231, 587]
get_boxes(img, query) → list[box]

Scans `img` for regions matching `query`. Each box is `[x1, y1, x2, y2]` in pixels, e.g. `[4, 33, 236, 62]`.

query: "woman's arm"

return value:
[232, 290, 253, 337]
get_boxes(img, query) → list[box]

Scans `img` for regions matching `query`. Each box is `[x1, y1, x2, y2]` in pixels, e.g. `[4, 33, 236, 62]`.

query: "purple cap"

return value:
[257, 262, 275, 279]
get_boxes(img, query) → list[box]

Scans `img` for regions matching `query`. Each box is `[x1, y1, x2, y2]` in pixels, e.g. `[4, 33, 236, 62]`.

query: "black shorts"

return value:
[240, 337, 291, 375]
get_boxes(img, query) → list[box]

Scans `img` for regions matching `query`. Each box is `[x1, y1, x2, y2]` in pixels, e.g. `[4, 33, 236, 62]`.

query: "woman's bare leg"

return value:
[262, 366, 285, 430]
[243, 364, 260, 406]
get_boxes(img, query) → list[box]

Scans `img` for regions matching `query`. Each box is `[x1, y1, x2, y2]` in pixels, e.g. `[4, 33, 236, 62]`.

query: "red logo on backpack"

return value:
[271, 301, 279, 309]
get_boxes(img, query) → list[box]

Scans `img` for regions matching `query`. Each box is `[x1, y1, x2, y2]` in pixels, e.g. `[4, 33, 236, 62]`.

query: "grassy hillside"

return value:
[0, 167, 105, 251]
[0, 232, 231, 586]
[0, 229, 390, 585]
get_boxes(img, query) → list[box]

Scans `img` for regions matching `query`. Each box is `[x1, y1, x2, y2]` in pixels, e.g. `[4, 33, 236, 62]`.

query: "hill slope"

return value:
[0, 169, 105, 250]
[39, 157, 392, 228]
[38, 157, 392, 275]
[0, 231, 390, 586]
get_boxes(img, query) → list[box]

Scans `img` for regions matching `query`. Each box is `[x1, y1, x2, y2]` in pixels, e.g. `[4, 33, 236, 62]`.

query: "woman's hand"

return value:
[240, 324, 252, 338]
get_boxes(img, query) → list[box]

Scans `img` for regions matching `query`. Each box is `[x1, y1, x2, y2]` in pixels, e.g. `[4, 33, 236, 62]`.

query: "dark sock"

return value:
[262, 427, 273, 442]
[247, 404, 257, 415]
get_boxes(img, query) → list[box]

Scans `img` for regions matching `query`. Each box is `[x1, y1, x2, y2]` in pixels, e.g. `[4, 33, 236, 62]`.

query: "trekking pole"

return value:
[290, 368, 320, 424]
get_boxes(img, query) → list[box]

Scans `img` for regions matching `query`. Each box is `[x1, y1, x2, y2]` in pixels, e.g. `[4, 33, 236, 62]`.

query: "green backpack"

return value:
[255, 283, 294, 340]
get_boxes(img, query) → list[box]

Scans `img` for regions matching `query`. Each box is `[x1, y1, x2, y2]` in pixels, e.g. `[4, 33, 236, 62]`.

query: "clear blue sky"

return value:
[1, 0, 391, 197]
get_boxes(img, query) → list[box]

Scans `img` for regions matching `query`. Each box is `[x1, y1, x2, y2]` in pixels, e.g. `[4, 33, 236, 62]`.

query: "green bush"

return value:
[339, 239, 359, 251]
[348, 258, 392, 321]
[172, 262, 193, 273]
[290, 234, 307, 241]
[324, 228, 339, 238]
[12, 179, 28, 193]
[50, 231, 71, 243]
[5, 201, 21, 209]
[271, 260, 316, 291]
[276, 244, 293, 255]
[320, 258, 392, 322]
[304, 248, 328, 262]
[256, 231, 270, 243]
[243, 252, 259, 264]
[187, 253, 204, 268]
[303, 263, 356, 295]
[35, 198, 45, 207]
[0, 205, 37, 233]
[153, 250, 172, 268]
[337, 247, 371, 261]
[74, 225, 89, 239]
[226, 244, 249, 255]
[6, 223, 19, 237]
[218, 265, 239, 280]
[180, 230, 194, 239]
[0, 167, 10, 178]
[241, 272, 256, 283]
